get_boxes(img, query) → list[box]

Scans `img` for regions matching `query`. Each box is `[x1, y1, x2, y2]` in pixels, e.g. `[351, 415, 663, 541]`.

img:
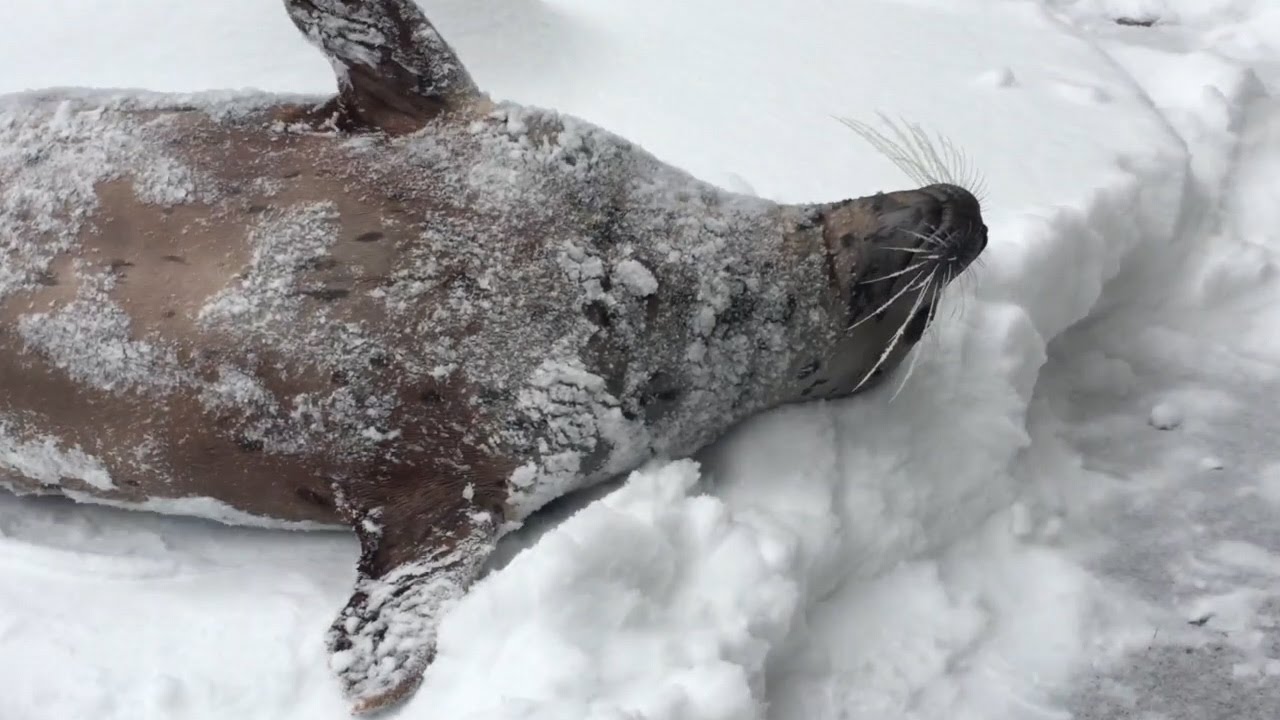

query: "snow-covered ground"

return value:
[2, 0, 1280, 718]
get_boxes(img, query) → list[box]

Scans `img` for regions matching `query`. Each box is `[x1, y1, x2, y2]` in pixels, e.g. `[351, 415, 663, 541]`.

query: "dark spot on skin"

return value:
[108, 259, 134, 274]
[1115, 16, 1157, 26]
[160, 255, 186, 264]
[796, 360, 820, 380]
[162, 309, 177, 319]
[579, 438, 613, 477]
[639, 371, 683, 422]
[368, 352, 389, 369]
[841, 232, 857, 249]
[298, 287, 350, 301]
[296, 487, 332, 508]
[795, 207, 824, 231]
[768, 294, 798, 324]
[419, 387, 443, 404]
[584, 300, 611, 328]
[599, 273, 613, 292]
[719, 288, 756, 326]
[803, 378, 829, 396]
[581, 333, 628, 399]
[247, 204, 269, 214]
[331, 370, 348, 385]
[653, 387, 680, 402]
[355, 231, 385, 243]
[365, 426, 395, 444]
[590, 205, 626, 248]
[870, 192, 886, 213]
[645, 294, 661, 325]
[35, 270, 57, 286]
[281, 169, 302, 179]
[479, 386, 508, 405]
[236, 435, 264, 453]
[305, 257, 340, 272]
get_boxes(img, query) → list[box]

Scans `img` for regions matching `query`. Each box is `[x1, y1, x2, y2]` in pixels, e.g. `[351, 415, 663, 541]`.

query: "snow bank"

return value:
[3, 0, 1277, 719]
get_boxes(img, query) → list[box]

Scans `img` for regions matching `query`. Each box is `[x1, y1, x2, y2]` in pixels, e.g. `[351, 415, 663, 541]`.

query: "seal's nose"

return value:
[921, 183, 987, 268]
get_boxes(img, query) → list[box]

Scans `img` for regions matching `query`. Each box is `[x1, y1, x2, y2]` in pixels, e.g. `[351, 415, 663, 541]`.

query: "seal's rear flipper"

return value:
[283, 0, 482, 134]
[328, 493, 497, 714]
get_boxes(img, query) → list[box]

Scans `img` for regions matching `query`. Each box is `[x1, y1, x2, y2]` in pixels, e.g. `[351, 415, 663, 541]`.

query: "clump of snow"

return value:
[612, 258, 659, 297]
[18, 268, 188, 395]
[1148, 401, 1184, 429]
[198, 202, 341, 331]
[1200, 456, 1226, 471]
[0, 422, 114, 490]
[58, 492, 340, 530]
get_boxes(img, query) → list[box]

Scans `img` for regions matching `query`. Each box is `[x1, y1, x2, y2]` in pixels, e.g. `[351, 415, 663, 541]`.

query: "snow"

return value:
[18, 269, 189, 395]
[0, 425, 114, 490]
[1149, 401, 1184, 430]
[2, 0, 1280, 719]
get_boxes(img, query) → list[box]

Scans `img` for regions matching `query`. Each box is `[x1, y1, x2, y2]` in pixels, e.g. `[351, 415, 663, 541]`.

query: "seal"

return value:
[0, 0, 988, 712]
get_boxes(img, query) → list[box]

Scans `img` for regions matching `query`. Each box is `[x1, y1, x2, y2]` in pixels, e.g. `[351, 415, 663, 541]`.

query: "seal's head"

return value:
[802, 181, 988, 398]
[825, 181, 987, 294]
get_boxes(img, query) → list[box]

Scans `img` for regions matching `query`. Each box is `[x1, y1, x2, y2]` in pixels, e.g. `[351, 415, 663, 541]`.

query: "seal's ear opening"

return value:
[283, 0, 482, 134]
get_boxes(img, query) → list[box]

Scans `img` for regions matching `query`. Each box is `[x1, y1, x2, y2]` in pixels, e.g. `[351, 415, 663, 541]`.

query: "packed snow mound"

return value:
[3, 0, 1280, 719]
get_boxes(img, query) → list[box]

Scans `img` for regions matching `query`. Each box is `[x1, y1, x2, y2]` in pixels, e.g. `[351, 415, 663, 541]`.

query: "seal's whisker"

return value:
[899, 227, 954, 253]
[947, 266, 962, 321]
[858, 261, 929, 285]
[835, 114, 987, 201]
[898, 120, 957, 190]
[898, 228, 938, 245]
[847, 267, 930, 330]
[880, 246, 936, 255]
[852, 267, 937, 394]
[836, 116, 933, 188]
[931, 267, 952, 348]
[888, 271, 939, 403]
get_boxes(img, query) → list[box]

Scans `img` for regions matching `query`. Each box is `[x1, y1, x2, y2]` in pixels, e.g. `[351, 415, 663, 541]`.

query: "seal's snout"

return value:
[819, 182, 987, 290]
[814, 181, 989, 346]
[917, 182, 987, 273]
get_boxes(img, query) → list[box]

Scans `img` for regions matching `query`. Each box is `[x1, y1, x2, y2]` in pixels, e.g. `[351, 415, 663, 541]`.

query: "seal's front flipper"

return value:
[283, 0, 482, 134]
[328, 494, 497, 714]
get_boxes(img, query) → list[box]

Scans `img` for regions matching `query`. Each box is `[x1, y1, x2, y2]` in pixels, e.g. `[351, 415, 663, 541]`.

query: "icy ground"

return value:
[3, 0, 1280, 718]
